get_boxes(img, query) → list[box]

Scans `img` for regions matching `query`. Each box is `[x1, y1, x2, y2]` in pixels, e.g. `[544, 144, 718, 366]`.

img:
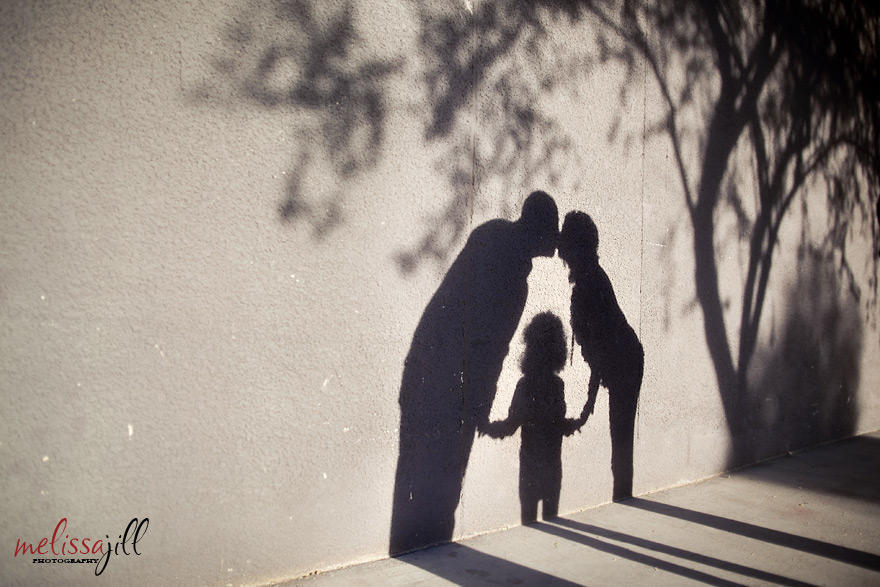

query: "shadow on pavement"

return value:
[399, 542, 578, 586]
[736, 435, 880, 504]
[626, 498, 880, 571]
[551, 517, 810, 586]
[531, 522, 744, 586]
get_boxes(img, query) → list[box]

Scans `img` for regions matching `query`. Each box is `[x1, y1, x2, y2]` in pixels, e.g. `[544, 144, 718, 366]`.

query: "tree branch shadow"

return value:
[395, 2, 586, 274]
[191, 0, 880, 464]
[190, 0, 402, 239]
[553, 0, 880, 464]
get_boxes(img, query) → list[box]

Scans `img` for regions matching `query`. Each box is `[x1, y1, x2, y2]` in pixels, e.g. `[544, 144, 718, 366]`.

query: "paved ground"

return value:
[288, 432, 880, 585]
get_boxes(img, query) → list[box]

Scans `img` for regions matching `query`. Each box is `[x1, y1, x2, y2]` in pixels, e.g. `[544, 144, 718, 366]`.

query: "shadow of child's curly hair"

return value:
[521, 311, 567, 374]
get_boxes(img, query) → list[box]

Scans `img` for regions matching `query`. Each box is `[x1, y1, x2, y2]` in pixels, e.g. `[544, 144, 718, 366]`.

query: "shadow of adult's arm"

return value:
[482, 379, 526, 439]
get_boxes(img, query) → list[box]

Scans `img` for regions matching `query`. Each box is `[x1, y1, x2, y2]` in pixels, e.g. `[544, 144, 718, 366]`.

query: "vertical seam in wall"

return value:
[458, 0, 478, 527]
[637, 41, 648, 444]
[468, 1, 478, 230]
[639, 53, 647, 343]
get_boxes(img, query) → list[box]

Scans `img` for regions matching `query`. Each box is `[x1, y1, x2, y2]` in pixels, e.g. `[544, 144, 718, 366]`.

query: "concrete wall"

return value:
[1, 1, 877, 584]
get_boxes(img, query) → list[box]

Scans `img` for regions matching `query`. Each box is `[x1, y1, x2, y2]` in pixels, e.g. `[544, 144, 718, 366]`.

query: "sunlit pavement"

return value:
[288, 431, 880, 585]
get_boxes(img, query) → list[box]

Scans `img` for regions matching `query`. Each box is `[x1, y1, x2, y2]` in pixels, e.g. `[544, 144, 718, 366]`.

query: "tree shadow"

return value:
[396, 0, 879, 481]
[395, 2, 584, 274]
[194, 1, 582, 262]
[743, 247, 862, 460]
[191, 0, 402, 238]
[541, 0, 880, 466]
[192, 0, 880, 512]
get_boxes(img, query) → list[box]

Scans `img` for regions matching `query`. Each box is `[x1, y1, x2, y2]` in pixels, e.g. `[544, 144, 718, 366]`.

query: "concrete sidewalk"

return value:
[288, 432, 880, 586]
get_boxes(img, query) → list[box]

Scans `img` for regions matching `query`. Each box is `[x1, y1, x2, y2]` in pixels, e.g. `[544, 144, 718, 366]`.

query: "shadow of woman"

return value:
[559, 211, 644, 501]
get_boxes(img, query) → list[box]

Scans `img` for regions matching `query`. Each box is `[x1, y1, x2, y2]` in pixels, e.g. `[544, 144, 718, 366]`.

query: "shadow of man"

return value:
[390, 191, 559, 555]
[559, 211, 644, 501]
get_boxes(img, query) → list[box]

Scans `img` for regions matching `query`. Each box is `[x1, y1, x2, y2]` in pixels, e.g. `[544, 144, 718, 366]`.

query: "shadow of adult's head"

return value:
[557, 210, 599, 276]
[559, 210, 644, 501]
[520, 190, 560, 259]
[390, 191, 559, 555]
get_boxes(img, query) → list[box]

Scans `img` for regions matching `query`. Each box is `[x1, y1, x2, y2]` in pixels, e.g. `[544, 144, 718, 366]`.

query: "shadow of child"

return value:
[483, 312, 588, 524]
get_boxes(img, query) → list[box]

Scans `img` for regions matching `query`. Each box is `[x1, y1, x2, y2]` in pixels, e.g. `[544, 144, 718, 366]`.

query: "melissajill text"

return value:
[13, 517, 149, 576]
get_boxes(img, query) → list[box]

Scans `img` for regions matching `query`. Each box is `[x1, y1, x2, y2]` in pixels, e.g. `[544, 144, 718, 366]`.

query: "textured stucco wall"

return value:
[2, 1, 878, 584]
